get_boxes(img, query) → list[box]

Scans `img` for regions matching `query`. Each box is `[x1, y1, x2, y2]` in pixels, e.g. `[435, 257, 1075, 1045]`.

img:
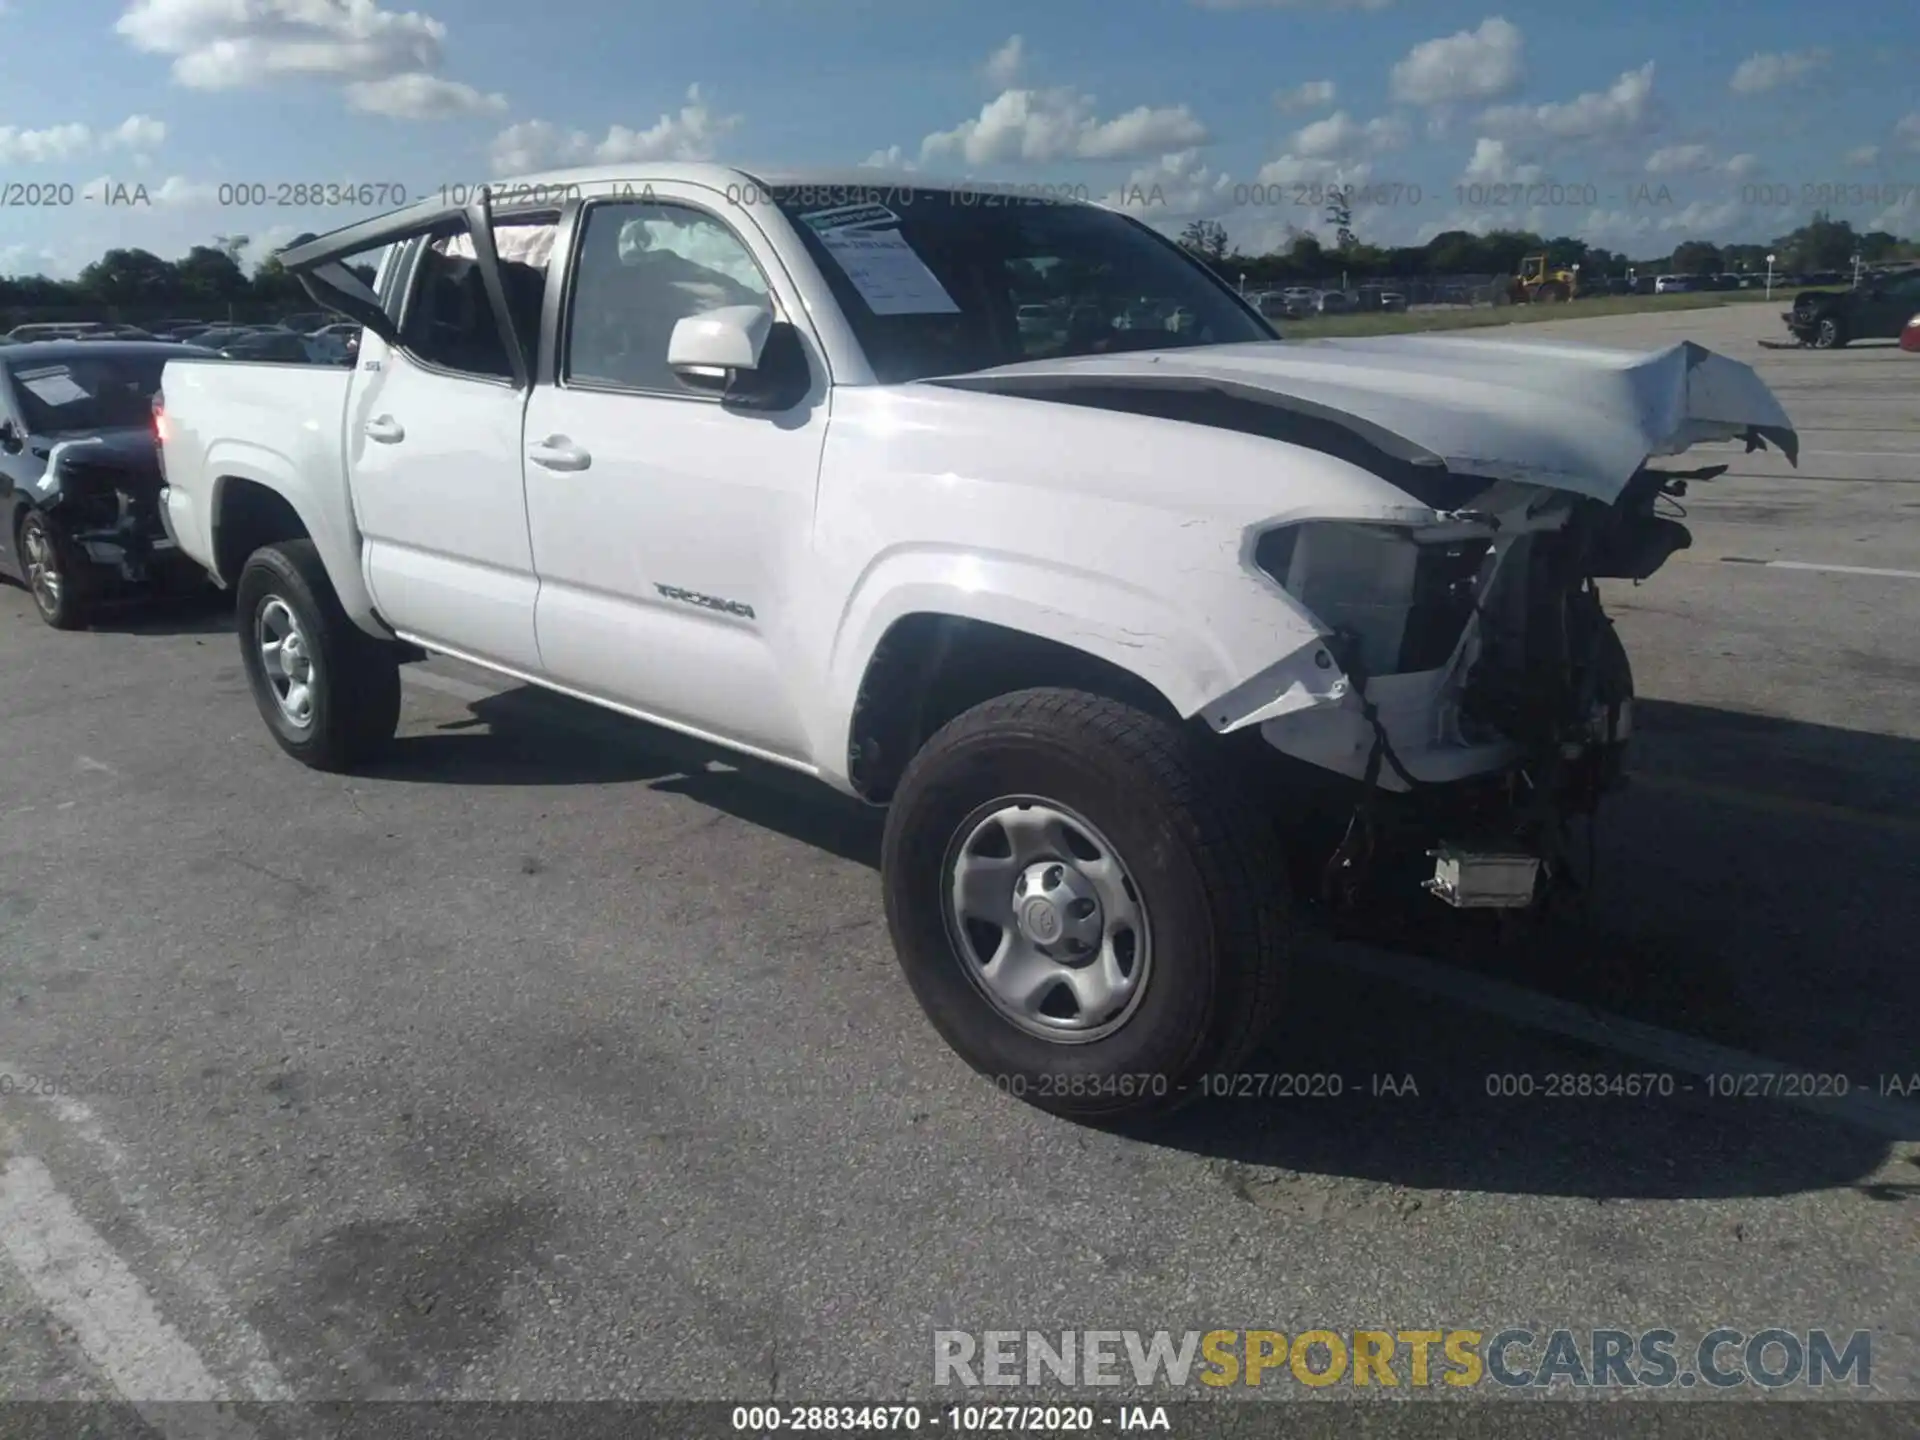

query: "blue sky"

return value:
[3, 0, 1917, 277]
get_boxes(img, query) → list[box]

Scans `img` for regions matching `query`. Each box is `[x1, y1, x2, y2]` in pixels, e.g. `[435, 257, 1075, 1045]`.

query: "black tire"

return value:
[881, 688, 1292, 1122]
[18, 509, 90, 630]
[235, 539, 400, 772]
[1813, 315, 1848, 349]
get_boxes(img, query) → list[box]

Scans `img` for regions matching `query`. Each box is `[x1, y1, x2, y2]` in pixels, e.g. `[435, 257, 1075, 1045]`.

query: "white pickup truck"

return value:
[157, 165, 1797, 1120]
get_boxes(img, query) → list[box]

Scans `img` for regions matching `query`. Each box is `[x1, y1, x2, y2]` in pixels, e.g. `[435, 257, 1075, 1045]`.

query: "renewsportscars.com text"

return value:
[933, 1328, 1872, 1390]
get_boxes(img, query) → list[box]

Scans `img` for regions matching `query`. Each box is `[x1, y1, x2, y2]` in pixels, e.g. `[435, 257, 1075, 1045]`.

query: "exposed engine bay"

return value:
[1242, 462, 1717, 916]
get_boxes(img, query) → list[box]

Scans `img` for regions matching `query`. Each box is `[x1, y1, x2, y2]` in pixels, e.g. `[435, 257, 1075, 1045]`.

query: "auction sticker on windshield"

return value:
[816, 227, 960, 316]
[799, 202, 904, 232]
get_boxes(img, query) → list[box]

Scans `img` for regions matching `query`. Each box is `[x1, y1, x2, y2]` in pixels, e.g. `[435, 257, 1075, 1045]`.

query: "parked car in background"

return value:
[1902, 313, 1920, 353]
[1281, 287, 1317, 317]
[1379, 291, 1409, 312]
[1315, 290, 1352, 314]
[1653, 275, 1692, 294]
[1781, 268, 1920, 348]
[217, 330, 317, 363]
[0, 340, 219, 627]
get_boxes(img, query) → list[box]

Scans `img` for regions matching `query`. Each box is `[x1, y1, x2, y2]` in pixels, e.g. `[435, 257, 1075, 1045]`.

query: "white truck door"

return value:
[281, 198, 557, 674]
[520, 183, 830, 764]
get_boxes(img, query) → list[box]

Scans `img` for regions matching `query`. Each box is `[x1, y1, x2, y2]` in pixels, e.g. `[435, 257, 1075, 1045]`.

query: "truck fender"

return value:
[819, 546, 1251, 786]
[206, 443, 383, 635]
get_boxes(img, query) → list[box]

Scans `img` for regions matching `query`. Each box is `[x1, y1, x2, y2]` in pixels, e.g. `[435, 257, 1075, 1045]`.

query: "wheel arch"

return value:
[206, 456, 385, 636]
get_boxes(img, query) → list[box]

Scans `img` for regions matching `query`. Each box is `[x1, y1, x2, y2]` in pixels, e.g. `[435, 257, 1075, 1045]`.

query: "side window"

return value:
[399, 215, 556, 380]
[563, 200, 773, 394]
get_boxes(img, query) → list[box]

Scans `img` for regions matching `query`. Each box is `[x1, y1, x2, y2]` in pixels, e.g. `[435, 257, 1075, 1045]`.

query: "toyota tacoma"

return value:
[154, 167, 1798, 1120]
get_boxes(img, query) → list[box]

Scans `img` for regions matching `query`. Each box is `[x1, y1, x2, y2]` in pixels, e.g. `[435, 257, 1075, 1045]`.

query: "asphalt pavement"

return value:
[0, 301, 1914, 1428]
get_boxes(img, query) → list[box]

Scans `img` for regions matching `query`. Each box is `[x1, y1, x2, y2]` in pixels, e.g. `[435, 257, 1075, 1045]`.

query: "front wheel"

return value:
[236, 539, 400, 772]
[18, 510, 90, 630]
[1812, 315, 1848, 349]
[881, 689, 1292, 1122]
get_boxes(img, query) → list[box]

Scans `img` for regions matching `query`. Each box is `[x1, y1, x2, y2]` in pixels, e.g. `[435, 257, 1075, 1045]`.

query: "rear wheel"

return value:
[881, 688, 1292, 1122]
[18, 510, 89, 630]
[1536, 282, 1568, 303]
[236, 539, 400, 772]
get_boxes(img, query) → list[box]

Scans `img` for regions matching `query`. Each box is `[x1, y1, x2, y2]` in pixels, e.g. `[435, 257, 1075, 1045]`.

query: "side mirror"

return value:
[668, 306, 810, 411]
[0, 420, 21, 454]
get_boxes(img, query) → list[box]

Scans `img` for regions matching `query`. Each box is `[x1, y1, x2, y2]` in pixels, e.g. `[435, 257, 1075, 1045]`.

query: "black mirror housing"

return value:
[722, 322, 811, 413]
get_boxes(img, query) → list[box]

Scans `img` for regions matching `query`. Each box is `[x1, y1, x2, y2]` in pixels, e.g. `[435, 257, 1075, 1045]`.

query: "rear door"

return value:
[282, 196, 558, 671]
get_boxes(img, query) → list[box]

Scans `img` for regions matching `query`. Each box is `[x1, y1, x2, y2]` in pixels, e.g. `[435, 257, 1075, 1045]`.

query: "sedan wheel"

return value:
[19, 511, 86, 630]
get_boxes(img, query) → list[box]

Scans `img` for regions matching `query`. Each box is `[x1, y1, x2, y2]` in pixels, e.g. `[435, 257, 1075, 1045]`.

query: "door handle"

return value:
[528, 436, 591, 472]
[364, 415, 405, 444]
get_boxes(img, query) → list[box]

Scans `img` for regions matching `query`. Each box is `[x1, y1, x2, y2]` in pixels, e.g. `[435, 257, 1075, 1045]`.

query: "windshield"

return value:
[6, 354, 171, 434]
[768, 188, 1274, 383]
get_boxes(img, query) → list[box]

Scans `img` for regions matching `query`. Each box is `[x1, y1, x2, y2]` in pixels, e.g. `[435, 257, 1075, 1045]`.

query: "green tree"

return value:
[1178, 219, 1230, 264]
[74, 248, 177, 309]
[1670, 240, 1724, 275]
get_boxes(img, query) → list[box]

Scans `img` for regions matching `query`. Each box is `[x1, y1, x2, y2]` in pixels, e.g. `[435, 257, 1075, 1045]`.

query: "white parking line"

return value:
[0, 1156, 261, 1433]
[1332, 946, 1919, 1140]
[1719, 557, 1920, 580]
[3, 1082, 293, 1404]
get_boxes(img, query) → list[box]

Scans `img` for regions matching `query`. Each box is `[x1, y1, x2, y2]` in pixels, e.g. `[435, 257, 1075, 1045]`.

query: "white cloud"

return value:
[488, 85, 742, 174]
[983, 35, 1025, 89]
[1389, 17, 1524, 107]
[1107, 148, 1233, 222]
[1480, 61, 1655, 143]
[1723, 153, 1759, 178]
[1273, 80, 1335, 112]
[1460, 137, 1540, 185]
[1898, 113, 1920, 151]
[859, 145, 916, 171]
[0, 116, 168, 164]
[920, 87, 1207, 165]
[1658, 199, 1748, 235]
[1572, 208, 1656, 250]
[1728, 49, 1828, 95]
[1254, 153, 1375, 189]
[1290, 110, 1408, 160]
[1845, 145, 1879, 168]
[116, 0, 446, 88]
[105, 114, 167, 149]
[346, 72, 505, 118]
[1867, 189, 1917, 234]
[0, 123, 94, 163]
[1645, 143, 1712, 174]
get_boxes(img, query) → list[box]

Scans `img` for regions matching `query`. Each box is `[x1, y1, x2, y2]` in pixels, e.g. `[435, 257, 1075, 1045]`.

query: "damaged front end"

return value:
[30, 432, 183, 587]
[1220, 463, 1721, 917]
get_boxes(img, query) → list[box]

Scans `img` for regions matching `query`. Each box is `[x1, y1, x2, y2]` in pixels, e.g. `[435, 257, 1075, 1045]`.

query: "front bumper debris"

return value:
[1423, 845, 1542, 909]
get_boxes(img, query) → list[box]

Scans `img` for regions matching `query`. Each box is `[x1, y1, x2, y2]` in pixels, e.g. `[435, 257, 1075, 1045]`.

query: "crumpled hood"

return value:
[929, 334, 1798, 504]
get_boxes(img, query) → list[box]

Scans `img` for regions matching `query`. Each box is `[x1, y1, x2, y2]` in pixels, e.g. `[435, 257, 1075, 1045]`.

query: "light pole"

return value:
[1765, 252, 1776, 301]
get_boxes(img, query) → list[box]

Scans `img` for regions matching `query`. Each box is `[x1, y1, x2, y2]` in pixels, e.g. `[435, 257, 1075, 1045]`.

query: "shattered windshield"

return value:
[770, 188, 1274, 383]
[6, 354, 171, 435]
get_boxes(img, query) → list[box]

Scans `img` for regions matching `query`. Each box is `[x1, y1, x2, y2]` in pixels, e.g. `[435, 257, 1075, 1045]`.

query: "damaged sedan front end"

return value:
[0, 341, 216, 628]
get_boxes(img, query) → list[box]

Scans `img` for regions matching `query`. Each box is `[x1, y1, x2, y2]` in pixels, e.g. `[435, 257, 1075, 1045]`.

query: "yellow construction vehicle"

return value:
[1499, 253, 1579, 304]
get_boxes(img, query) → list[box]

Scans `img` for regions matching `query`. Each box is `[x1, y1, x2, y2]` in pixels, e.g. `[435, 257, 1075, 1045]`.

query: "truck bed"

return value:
[158, 357, 375, 627]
